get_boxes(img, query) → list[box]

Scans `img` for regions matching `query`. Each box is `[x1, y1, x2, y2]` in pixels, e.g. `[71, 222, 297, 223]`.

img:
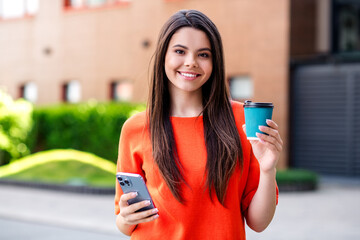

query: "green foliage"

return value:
[0, 88, 145, 167]
[276, 168, 318, 185]
[33, 100, 145, 163]
[0, 89, 33, 165]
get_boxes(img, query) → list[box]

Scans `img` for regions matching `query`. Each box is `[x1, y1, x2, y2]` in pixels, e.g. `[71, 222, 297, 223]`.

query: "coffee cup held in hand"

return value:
[243, 100, 274, 140]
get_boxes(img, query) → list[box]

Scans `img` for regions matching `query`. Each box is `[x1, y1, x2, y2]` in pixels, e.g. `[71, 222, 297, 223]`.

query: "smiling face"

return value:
[164, 27, 213, 98]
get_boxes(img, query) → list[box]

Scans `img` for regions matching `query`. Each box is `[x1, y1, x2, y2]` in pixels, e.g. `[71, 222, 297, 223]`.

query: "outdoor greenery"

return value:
[0, 149, 117, 187]
[276, 168, 318, 191]
[0, 89, 319, 191]
[0, 149, 319, 191]
[0, 88, 145, 166]
[0, 89, 34, 165]
[33, 100, 145, 163]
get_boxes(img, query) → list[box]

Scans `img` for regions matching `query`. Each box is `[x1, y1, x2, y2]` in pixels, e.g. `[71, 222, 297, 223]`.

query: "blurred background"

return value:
[1, 0, 359, 175]
[0, 0, 359, 239]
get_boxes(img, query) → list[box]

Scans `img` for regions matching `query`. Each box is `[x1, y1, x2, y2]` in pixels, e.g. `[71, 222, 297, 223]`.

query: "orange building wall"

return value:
[0, 0, 289, 168]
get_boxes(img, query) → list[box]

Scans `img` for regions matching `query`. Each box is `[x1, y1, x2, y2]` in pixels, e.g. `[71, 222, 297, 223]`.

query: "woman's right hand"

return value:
[119, 192, 159, 226]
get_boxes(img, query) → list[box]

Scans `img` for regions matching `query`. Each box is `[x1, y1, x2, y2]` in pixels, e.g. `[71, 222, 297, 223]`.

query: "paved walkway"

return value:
[0, 184, 128, 240]
[246, 176, 360, 240]
[0, 177, 359, 240]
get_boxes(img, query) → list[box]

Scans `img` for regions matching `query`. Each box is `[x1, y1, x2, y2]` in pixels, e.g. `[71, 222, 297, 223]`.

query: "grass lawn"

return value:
[0, 149, 116, 188]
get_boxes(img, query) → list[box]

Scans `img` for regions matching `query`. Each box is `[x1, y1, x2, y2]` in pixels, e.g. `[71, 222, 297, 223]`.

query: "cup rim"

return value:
[243, 101, 274, 108]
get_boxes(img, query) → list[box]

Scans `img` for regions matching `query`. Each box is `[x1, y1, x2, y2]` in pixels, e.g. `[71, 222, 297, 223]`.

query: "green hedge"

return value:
[0, 90, 34, 165]
[33, 101, 145, 163]
[276, 168, 318, 191]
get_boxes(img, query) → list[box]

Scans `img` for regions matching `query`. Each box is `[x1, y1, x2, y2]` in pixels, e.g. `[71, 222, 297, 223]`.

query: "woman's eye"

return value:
[199, 53, 210, 58]
[175, 50, 184, 54]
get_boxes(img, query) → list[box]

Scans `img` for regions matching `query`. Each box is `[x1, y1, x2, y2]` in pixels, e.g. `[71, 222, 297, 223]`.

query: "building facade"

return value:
[0, 0, 290, 168]
[290, 0, 360, 176]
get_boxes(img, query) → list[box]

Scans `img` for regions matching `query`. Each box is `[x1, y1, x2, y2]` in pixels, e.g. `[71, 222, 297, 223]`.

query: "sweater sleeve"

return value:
[241, 149, 260, 214]
[114, 115, 145, 215]
[240, 150, 279, 214]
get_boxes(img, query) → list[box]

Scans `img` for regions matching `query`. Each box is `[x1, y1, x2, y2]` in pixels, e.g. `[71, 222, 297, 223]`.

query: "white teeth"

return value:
[180, 72, 197, 78]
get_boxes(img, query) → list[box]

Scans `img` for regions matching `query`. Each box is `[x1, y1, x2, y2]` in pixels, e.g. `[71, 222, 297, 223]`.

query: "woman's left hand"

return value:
[243, 119, 283, 173]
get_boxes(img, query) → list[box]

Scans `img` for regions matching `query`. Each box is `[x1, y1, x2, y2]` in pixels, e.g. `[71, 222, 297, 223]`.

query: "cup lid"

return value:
[243, 100, 274, 108]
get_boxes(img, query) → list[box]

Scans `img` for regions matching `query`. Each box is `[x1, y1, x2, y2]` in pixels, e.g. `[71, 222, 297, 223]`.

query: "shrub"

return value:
[0, 89, 33, 165]
[33, 101, 145, 163]
[276, 168, 318, 191]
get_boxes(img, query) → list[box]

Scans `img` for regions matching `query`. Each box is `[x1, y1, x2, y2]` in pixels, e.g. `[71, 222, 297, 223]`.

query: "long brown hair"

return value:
[148, 9, 242, 204]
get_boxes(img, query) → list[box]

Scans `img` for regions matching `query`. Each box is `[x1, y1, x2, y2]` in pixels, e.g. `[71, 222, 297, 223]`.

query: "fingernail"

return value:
[132, 192, 138, 197]
[152, 208, 158, 213]
[145, 200, 151, 206]
[154, 214, 159, 219]
[266, 119, 271, 123]
[259, 126, 265, 131]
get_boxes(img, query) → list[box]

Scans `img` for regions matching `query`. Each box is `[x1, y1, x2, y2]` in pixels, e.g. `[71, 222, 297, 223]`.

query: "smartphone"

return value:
[116, 172, 155, 212]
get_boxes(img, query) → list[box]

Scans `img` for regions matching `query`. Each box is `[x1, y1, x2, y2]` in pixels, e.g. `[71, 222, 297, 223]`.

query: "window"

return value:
[229, 75, 253, 100]
[333, 1, 360, 53]
[63, 0, 130, 9]
[0, 0, 39, 19]
[110, 80, 133, 102]
[87, 0, 106, 7]
[19, 82, 37, 103]
[64, 0, 85, 8]
[62, 80, 81, 103]
[26, 0, 38, 15]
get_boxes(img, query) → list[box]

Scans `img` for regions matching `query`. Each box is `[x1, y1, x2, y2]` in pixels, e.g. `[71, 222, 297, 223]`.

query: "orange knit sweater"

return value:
[115, 101, 278, 239]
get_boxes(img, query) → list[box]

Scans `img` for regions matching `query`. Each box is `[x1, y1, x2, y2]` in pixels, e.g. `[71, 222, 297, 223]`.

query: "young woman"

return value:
[115, 9, 283, 239]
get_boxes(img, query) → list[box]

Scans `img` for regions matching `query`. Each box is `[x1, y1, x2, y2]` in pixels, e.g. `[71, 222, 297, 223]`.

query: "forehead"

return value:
[168, 27, 211, 49]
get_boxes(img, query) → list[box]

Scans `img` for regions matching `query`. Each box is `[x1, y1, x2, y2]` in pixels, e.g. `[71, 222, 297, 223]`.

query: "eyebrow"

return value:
[172, 44, 212, 52]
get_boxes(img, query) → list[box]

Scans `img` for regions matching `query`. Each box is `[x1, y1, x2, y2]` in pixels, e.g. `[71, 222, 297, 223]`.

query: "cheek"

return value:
[165, 60, 182, 80]
[164, 60, 174, 78]
[166, 57, 181, 70]
[202, 62, 213, 76]
[164, 56, 171, 75]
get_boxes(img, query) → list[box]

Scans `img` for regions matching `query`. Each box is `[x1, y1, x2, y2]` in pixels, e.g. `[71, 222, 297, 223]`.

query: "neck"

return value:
[169, 89, 203, 117]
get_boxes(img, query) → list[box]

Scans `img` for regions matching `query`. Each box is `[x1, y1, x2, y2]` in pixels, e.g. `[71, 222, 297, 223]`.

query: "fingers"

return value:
[121, 206, 159, 225]
[120, 205, 159, 225]
[257, 120, 283, 152]
[119, 193, 159, 225]
[119, 192, 137, 208]
[265, 119, 279, 130]
[256, 132, 283, 152]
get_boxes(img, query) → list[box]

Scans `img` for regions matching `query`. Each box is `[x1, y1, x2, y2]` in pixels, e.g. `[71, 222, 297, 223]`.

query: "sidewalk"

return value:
[0, 177, 359, 240]
[246, 176, 360, 239]
[0, 184, 129, 240]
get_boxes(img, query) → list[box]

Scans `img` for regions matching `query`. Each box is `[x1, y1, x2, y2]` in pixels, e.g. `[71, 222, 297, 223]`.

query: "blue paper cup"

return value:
[243, 100, 274, 140]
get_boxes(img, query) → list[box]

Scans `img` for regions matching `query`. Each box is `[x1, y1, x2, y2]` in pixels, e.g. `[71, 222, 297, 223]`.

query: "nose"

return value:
[184, 54, 198, 68]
